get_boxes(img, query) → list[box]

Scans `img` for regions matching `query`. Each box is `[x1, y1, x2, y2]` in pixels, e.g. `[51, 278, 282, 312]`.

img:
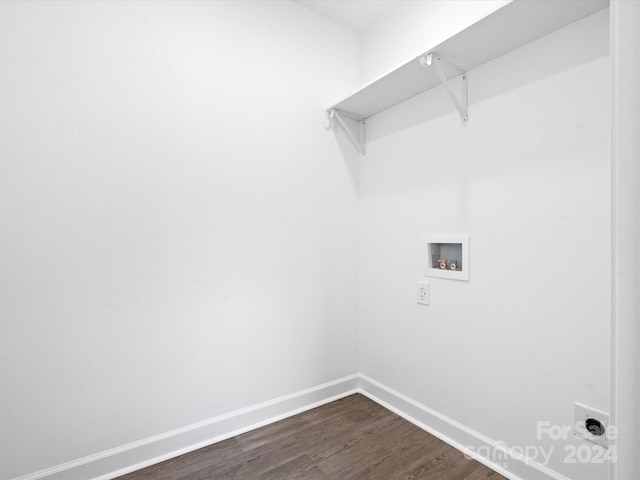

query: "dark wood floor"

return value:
[115, 394, 506, 480]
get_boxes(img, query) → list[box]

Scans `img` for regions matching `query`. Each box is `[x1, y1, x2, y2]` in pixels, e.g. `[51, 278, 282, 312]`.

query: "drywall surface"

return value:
[361, 0, 509, 82]
[358, 9, 610, 480]
[0, 1, 360, 478]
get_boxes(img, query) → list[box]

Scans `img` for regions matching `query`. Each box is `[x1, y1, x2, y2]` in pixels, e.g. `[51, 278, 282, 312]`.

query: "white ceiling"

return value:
[294, 0, 398, 32]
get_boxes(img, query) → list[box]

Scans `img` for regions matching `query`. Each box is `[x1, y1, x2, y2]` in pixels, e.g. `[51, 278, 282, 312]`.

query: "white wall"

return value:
[0, 1, 360, 478]
[357, 7, 610, 480]
[0, 2, 620, 480]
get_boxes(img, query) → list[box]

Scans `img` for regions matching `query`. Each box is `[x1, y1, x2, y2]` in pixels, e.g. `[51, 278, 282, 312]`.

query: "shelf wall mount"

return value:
[420, 52, 468, 122]
[327, 108, 366, 155]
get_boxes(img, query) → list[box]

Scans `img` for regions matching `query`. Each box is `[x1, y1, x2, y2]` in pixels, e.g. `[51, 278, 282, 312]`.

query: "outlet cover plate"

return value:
[417, 280, 430, 306]
[574, 402, 610, 448]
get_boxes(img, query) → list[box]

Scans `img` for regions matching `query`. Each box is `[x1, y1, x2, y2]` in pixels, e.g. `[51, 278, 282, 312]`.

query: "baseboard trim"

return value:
[357, 374, 570, 480]
[12, 373, 571, 480]
[11, 374, 359, 480]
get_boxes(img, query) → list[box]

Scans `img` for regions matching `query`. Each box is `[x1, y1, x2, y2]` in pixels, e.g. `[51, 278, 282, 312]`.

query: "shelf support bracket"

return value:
[329, 109, 366, 155]
[421, 52, 468, 121]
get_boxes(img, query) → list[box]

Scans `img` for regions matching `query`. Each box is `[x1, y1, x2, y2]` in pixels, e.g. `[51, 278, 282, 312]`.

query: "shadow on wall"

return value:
[329, 116, 360, 191]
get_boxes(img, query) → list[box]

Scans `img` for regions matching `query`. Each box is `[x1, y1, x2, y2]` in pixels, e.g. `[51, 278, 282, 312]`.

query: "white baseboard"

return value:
[356, 374, 569, 480]
[12, 373, 569, 480]
[11, 374, 359, 480]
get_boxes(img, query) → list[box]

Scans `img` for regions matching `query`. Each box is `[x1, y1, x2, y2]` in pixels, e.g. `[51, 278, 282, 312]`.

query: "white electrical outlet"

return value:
[574, 402, 610, 448]
[417, 280, 430, 306]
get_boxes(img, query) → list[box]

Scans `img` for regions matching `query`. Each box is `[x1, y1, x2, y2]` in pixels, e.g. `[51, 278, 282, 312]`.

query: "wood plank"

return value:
[114, 394, 507, 480]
